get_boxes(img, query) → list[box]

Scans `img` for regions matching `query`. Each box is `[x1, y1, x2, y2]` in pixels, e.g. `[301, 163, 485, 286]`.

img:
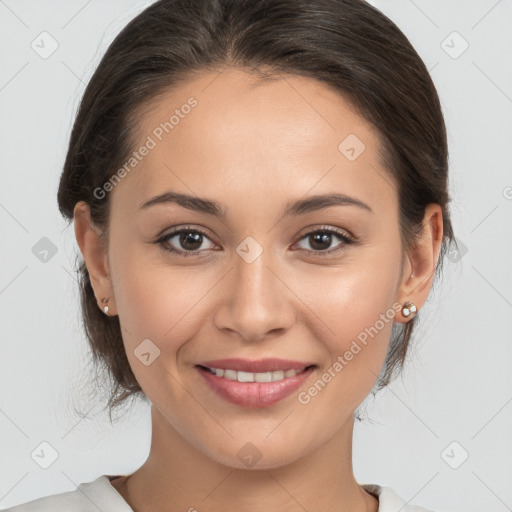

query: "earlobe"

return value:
[73, 201, 116, 315]
[395, 203, 444, 323]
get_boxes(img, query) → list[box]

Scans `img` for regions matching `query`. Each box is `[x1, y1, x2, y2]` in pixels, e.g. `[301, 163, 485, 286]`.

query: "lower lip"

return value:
[196, 365, 316, 408]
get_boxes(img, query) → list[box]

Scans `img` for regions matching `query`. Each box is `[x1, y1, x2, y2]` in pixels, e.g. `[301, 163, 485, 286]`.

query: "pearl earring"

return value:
[401, 301, 417, 318]
[102, 297, 110, 315]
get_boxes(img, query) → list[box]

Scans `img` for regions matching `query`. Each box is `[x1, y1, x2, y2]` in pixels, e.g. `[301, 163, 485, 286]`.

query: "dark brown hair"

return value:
[57, 0, 454, 422]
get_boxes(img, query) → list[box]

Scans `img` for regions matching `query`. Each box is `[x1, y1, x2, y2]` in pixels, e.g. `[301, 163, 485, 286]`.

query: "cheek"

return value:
[110, 260, 211, 404]
[111, 249, 218, 353]
[333, 270, 398, 349]
[293, 273, 399, 415]
[296, 248, 402, 382]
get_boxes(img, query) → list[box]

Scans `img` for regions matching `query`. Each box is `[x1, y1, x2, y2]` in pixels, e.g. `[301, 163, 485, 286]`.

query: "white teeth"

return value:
[224, 369, 237, 380]
[207, 367, 303, 383]
[237, 371, 254, 382]
[272, 370, 284, 381]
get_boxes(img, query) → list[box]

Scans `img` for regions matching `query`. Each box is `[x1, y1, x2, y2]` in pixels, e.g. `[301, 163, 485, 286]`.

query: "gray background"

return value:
[0, 1, 511, 511]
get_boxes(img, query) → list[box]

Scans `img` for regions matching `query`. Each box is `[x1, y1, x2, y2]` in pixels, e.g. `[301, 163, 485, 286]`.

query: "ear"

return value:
[73, 201, 117, 316]
[395, 203, 444, 324]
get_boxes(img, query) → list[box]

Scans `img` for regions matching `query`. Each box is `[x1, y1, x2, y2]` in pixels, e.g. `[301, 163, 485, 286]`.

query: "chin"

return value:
[204, 437, 311, 471]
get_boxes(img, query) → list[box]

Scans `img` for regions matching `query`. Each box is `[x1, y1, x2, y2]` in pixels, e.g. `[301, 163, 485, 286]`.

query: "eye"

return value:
[156, 226, 216, 257]
[293, 227, 355, 257]
[155, 225, 356, 258]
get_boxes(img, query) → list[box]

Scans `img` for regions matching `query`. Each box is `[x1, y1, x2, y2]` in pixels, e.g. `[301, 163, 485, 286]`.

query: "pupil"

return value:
[181, 232, 202, 250]
[310, 232, 331, 250]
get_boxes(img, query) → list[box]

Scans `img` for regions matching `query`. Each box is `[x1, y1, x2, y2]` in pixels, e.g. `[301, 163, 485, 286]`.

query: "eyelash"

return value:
[155, 224, 356, 259]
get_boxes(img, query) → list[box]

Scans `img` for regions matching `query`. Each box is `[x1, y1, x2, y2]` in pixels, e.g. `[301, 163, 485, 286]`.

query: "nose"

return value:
[212, 246, 295, 342]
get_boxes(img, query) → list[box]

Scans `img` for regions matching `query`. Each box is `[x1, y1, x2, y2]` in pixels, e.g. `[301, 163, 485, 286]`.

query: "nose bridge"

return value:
[214, 237, 292, 340]
[236, 243, 274, 303]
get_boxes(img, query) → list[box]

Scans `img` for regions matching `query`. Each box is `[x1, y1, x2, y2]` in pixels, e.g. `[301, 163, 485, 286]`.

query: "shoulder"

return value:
[361, 483, 439, 512]
[1, 475, 132, 512]
[1, 488, 80, 512]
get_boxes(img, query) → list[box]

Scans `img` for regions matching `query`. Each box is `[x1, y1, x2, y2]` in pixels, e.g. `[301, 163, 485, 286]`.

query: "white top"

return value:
[2, 475, 436, 512]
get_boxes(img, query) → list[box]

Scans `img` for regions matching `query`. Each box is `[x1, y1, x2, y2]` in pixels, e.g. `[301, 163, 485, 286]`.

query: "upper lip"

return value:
[197, 358, 315, 373]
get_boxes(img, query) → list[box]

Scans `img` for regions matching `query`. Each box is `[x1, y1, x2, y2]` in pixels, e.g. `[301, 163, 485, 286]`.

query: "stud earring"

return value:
[102, 297, 110, 315]
[401, 301, 417, 318]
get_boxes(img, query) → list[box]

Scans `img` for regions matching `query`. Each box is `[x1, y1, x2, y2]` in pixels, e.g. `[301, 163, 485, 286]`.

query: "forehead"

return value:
[111, 68, 396, 217]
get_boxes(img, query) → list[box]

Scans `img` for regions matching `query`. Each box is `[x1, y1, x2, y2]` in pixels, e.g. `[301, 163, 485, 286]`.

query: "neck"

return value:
[113, 406, 378, 512]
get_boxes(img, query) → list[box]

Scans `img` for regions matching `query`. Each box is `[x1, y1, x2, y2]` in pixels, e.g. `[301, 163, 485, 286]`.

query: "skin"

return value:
[74, 67, 443, 512]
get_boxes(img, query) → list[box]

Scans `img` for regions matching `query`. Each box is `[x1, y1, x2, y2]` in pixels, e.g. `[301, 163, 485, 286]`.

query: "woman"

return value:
[4, 0, 454, 510]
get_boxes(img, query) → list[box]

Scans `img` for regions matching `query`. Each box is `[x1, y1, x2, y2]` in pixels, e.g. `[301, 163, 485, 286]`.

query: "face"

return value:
[79, 68, 436, 469]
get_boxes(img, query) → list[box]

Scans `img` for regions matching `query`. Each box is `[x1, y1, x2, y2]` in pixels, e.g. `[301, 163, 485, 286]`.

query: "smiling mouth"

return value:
[195, 363, 318, 408]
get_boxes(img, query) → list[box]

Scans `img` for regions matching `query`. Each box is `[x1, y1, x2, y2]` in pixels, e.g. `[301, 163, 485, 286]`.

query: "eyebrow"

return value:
[139, 190, 373, 217]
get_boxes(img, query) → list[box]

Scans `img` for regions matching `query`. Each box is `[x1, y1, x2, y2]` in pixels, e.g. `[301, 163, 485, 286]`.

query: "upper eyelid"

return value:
[296, 225, 354, 240]
[159, 225, 353, 240]
[159, 225, 215, 242]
